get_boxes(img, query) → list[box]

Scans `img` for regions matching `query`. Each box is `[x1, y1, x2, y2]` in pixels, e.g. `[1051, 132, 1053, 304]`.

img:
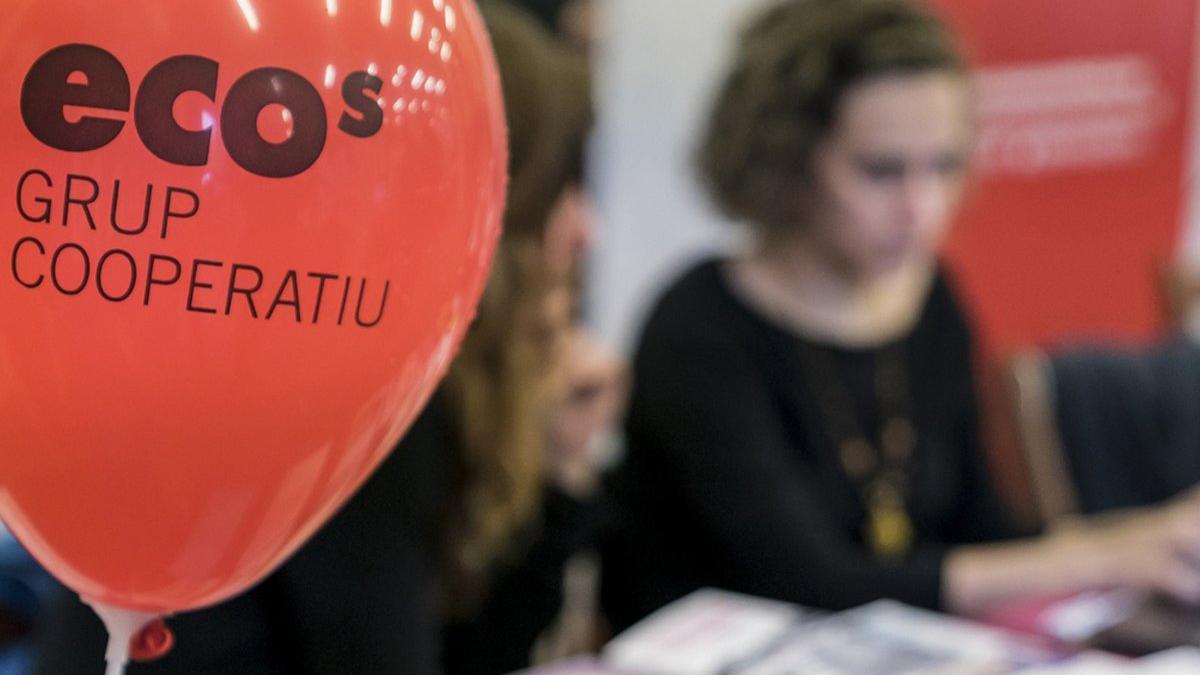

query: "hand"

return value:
[545, 328, 627, 497]
[1066, 488, 1200, 604]
[944, 488, 1200, 615]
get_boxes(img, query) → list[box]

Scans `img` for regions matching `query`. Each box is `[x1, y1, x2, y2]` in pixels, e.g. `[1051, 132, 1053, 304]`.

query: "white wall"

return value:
[587, 0, 771, 350]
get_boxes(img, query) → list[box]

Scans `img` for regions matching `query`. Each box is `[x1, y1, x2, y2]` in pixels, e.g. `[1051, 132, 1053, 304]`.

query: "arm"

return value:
[945, 489, 1200, 614]
[945, 331, 1037, 545]
[936, 293, 1200, 614]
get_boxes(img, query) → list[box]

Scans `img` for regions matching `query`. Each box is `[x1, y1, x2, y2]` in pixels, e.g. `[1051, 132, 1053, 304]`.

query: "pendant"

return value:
[865, 481, 914, 559]
[839, 438, 877, 480]
[881, 417, 916, 462]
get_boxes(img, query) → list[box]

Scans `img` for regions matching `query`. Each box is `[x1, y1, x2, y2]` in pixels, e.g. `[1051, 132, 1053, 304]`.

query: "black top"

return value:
[33, 393, 595, 674]
[443, 486, 596, 674]
[601, 259, 1022, 631]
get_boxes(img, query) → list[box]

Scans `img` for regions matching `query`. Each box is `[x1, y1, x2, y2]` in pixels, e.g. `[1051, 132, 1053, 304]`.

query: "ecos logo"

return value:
[20, 44, 385, 179]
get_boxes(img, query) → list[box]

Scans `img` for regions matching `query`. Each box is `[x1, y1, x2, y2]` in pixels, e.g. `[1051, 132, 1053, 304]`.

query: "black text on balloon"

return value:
[20, 44, 389, 179]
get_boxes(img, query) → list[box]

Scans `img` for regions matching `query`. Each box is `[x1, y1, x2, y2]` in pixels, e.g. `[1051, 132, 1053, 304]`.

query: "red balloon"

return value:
[0, 0, 505, 614]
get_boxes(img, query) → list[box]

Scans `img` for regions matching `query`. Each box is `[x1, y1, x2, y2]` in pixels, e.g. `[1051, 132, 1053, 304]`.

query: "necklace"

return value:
[796, 341, 916, 560]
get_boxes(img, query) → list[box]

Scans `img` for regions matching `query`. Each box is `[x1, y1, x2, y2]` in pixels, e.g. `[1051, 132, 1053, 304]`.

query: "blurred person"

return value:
[32, 3, 619, 674]
[601, 0, 1200, 632]
[441, 4, 621, 672]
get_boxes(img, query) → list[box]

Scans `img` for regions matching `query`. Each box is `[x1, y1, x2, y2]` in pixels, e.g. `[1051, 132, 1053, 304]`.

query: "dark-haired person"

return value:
[602, 0, 1200, 632]
[33, 4, 617, 674]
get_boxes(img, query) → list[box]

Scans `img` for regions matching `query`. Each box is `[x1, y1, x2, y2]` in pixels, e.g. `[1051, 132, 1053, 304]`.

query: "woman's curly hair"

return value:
[696, 0, 966, 236]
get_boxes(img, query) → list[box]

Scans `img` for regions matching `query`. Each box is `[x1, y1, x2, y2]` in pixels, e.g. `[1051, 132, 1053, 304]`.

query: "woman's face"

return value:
[806, 71, 972, 278]
[543, 184, 595, 280]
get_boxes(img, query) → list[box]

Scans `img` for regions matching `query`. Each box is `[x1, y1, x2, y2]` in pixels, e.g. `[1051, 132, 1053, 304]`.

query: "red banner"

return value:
[932, 0, 1196, 355]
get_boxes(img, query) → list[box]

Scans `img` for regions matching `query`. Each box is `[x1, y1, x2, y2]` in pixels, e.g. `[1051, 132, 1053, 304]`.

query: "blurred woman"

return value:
[33, 3, 617, 674]
[602, 0, 1200, 631]
[440, 3, 619, 672]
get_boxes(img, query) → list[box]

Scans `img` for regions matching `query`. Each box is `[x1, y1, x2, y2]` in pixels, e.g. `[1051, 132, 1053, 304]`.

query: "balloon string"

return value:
[84, 599, 164, 675]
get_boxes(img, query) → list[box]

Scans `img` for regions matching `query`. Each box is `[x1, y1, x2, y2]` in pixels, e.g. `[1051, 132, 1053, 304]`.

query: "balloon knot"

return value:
[129, 618, 174, 662]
